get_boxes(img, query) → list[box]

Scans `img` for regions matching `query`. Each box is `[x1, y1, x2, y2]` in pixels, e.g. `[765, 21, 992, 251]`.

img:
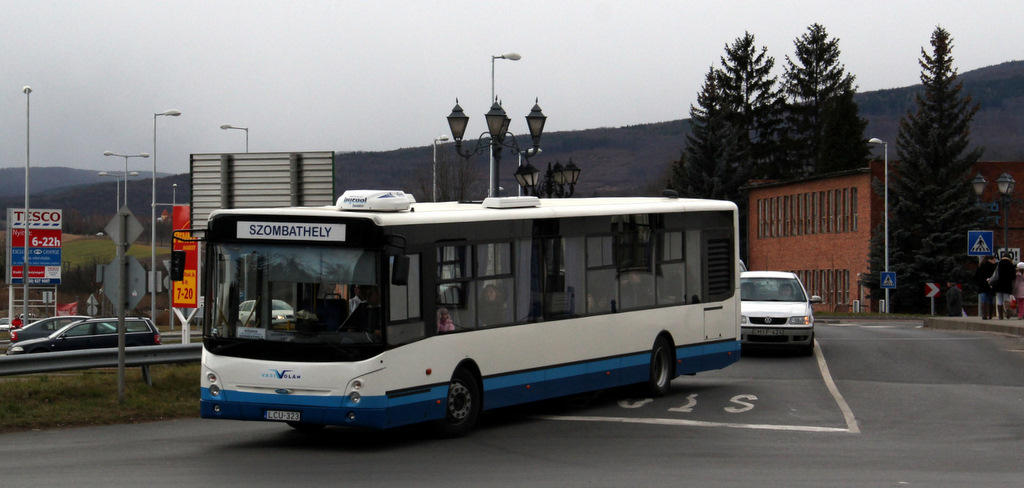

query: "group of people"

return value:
[974, 253, 1024, 319]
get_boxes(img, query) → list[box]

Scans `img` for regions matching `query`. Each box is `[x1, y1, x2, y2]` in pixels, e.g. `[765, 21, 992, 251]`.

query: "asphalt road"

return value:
[2, 319, 1023, 487]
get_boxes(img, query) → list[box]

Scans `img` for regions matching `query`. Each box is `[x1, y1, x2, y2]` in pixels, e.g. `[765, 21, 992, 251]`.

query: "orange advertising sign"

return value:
[172, 205, 199, 308]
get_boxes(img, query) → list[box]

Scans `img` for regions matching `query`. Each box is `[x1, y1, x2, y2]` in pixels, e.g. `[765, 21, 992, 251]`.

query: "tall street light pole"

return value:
[98, 171, 139, 212]
[152, 109, 181, 324]
[432, 134, 449, 202]
[220, 124, 249, 152]
[489, 52, 521, 197]
[168, 182, 178, 331]
[103, 151, 150, 210]
[22, 86, 31, 323]
[869, 138, 889, 313]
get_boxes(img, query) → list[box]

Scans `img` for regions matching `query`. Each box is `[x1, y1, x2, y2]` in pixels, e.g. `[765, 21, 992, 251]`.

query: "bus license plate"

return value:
[751, 328, 784, 336]
[264, 410, 301, 422]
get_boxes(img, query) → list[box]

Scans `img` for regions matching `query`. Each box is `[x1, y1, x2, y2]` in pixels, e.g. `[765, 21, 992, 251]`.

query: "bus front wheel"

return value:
[436, 368, 480, 438]
[647, 337, 674, 397]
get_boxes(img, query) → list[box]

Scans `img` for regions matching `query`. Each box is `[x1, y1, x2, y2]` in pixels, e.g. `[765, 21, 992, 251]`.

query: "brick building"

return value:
[746, 160, 1024, 313]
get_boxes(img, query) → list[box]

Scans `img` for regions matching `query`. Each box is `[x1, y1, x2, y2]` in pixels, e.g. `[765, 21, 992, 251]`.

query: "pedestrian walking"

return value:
[1013, 262, 1024, 319]
[946, 281, 963, 317]
[991, 252, 1017, 319]
[976, 254, 997, 319]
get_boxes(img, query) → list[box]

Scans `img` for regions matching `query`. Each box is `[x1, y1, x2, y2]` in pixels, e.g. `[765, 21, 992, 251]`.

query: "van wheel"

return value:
[435, 368, 480, 438]
[648, 337, 674, 397]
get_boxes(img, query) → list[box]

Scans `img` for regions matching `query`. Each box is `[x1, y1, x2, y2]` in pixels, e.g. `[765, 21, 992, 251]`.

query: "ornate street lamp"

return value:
[997, 172, 1016, 250]
[515, 158, 581, 198]
[973, 172, 1017, 252]
[446, 98, 546, 198]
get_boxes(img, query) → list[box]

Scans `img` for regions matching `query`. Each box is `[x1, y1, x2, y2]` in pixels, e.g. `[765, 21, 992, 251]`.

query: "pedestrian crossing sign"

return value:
[968, 230, 994, 256]
[880, 272, 897, 289]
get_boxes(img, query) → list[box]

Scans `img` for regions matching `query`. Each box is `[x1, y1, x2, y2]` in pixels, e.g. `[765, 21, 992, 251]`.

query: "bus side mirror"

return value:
[171, 250, 187, 281]
[391, 255, 410, 286]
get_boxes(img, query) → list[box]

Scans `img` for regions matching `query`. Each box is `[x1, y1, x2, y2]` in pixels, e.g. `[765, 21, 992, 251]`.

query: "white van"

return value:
[739, 271, 822, 356]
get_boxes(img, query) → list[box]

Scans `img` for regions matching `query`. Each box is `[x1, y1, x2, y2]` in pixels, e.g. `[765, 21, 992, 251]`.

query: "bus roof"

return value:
[208, 195, 738, 227]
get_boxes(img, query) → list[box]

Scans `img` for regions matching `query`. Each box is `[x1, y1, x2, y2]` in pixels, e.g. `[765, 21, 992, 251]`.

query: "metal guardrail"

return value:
[0, 344, 202, 377]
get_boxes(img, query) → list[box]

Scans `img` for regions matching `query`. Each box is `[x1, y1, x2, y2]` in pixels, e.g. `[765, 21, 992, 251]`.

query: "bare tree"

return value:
[409, 143, 485, 202]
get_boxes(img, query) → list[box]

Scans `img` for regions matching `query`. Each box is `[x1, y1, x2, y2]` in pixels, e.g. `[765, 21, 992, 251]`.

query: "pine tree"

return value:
[672, 67, 750, 258]
[672, 67, 747, 200]
[717, 32, 786, 180]
[876, 26, 985, 313]
[782, 23, 868, 177]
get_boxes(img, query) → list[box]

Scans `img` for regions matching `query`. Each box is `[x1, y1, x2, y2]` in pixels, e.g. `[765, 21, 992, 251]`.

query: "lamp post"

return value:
[517, 148, 542, 196]
[491, 52, 521, 102]
[515, 158, 581, 198]
[103, 151, 149, 209]
[447, 98, 546, 199]
[21, 86, 31, 324]
[220, 124, 249, 152]
[487, 52, 521, 198]
[973, 172, 1017, 252]
[868, 137, 889, 313]
[432, 135, 449, 202]
[98, 171, 139, 212]
[152, 110, 181, 325]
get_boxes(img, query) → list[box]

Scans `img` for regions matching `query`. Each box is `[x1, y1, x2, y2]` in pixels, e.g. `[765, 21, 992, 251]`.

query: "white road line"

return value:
[529, 414, 851, 433]
[532, 340, 861, 434]
[814, 338, 860, 434]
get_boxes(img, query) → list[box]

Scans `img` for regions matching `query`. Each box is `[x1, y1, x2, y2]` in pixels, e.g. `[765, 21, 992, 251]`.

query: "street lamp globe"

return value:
[973, 173, 987, 197]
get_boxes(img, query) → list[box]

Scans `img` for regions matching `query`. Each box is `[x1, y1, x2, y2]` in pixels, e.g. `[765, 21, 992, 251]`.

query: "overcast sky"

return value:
[1, 0, 1021, 175]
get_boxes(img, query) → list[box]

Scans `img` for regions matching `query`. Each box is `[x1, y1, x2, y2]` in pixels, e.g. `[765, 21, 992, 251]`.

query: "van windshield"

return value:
[740, 278, 807, 302]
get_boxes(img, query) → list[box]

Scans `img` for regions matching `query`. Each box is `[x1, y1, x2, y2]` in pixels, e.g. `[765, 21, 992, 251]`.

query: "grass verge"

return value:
[0, 363, 199, 434]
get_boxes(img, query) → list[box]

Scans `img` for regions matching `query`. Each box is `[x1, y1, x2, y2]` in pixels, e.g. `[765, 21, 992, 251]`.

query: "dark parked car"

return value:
[10, 315, 91, 343]
[5, 317, 161, 355]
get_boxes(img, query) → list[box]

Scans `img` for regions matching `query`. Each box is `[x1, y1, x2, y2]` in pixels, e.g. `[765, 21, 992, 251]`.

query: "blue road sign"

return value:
[968, 230, 994, 256]
[881, 272, 897, 289]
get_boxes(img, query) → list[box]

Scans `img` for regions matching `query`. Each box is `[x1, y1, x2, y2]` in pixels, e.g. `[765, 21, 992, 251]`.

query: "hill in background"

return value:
[2, 60, 1023, 220]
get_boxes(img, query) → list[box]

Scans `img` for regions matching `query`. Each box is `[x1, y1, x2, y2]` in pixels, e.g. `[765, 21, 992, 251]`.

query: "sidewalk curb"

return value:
[923, 316, 1024, 337]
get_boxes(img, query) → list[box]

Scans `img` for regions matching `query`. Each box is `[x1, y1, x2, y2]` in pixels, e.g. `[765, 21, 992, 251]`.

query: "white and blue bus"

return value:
[199, 191, 741, 436]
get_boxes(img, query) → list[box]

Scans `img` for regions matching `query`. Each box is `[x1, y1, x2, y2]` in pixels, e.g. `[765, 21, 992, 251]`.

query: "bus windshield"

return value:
[204, 242, 384, 361]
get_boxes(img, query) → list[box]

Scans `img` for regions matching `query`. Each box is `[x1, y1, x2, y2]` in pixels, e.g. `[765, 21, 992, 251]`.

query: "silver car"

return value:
[740, 271, 822, 356]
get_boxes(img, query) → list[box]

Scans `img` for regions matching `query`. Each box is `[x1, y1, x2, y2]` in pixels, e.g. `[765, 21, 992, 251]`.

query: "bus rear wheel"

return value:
[435, 368, 480, 438]
[647, 337, 674, 397]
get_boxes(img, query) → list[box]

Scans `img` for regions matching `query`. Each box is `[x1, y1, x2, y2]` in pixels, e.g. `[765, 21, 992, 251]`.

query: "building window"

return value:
[842, 188, 850, 232]
[805, 193, 813, 235]
[818, 191, 826, 233]
[783, 195, 790, 236]
[851, 188, 858, 231]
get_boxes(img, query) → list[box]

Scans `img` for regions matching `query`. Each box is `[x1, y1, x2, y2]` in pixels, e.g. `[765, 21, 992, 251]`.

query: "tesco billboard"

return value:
[6, 208, 62, 285]
[10, 209, 63, 227]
